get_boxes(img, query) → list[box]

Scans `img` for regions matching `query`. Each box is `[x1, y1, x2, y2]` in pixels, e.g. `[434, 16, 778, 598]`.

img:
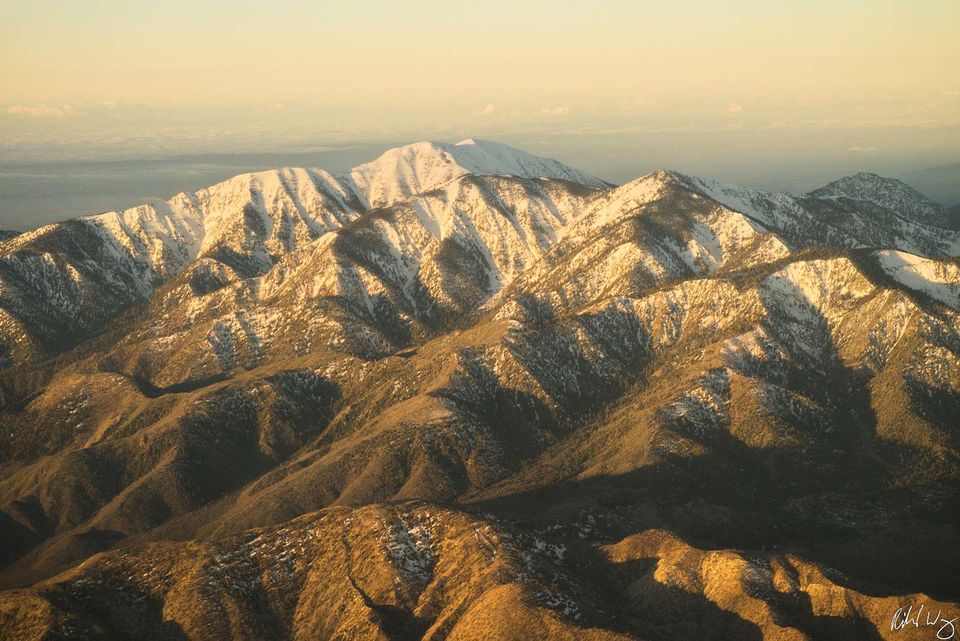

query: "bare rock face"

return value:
[1, 141, 958, 640]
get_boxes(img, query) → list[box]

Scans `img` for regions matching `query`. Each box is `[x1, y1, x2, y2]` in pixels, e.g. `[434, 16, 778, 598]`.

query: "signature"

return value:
[891, 604, 957, 640]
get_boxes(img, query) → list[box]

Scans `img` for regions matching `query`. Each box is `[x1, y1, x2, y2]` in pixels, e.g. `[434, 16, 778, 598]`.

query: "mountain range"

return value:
[1, 139, 958, 641]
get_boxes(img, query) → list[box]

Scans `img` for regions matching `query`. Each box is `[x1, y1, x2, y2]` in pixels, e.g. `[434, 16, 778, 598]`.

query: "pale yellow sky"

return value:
[0, 0, 958, 171]
[3, 1, 958, 109]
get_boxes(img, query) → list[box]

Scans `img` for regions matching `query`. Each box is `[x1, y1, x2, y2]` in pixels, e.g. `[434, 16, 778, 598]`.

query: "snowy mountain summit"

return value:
[350, 138, 609, 208]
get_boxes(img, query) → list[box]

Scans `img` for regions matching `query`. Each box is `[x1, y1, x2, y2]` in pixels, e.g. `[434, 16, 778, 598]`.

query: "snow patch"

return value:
[877, 250, 960, 310]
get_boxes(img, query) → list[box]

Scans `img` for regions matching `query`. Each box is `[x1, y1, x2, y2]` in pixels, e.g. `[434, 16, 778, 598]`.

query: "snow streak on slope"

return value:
[877, 250, 960, 309]
[672, 171, 960, 258]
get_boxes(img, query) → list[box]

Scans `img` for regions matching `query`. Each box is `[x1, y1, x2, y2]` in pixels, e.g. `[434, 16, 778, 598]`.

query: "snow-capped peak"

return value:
[347, 139, 607, 209]
[444, 138, 607, 187]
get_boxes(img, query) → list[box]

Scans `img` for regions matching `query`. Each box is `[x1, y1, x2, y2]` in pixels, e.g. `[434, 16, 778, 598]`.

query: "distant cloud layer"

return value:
[5, 104, 73, 118]
[538, 106, 569, 116]
[3, 102, 153, 120]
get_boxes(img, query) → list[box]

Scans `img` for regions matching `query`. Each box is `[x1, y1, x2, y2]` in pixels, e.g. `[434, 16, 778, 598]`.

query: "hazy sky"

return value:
[1, 1, 959, 228]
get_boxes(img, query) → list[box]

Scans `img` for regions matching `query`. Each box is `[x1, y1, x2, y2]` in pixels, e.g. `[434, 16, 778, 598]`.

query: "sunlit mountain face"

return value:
[1, 140, 958, 641]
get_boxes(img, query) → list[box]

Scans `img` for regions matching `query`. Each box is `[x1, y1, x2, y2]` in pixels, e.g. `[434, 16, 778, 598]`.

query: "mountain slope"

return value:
[1, 143, 958, 640]
[811, 171, 958, 229]
[2, 501, 953, 641]
[0, 140, 605, 371]
[674, 171, 960, 257]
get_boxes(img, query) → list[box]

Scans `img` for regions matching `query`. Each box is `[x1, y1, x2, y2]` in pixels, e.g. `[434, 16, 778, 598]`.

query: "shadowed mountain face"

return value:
[950, 203, 960, 228]
[1, 140, 958, 641]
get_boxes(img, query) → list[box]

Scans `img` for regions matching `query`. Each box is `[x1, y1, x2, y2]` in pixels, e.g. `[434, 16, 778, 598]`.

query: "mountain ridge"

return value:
[810, 170, 959, 229]
[1, 140, 958, 641]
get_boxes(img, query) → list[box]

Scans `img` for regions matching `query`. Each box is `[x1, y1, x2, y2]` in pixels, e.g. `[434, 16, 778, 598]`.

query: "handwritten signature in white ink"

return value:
[891, 604, 957, 640]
